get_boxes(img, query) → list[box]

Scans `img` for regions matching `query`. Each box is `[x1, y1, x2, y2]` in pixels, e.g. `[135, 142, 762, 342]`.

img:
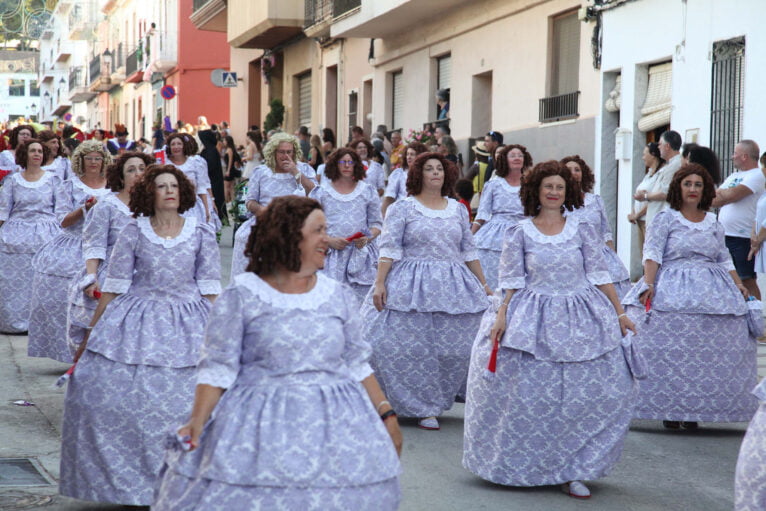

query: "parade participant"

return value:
[105, 124, 137, 155]
[166, 132, 220, 231]
[0, 124, 35, 180]
[563, 155, 631, 299]
[153, 196, 401, 510]
[463, 161, 639, 499]
[28, 140, 111, 362]
[0, 140, 62, 333]
[65, 151, 153, 351]
[230, 133, 316, 276]
[38, 130, 73, 181]
[349, 138, 386, 195]
[471, 144, 531, 290]
[735, 378, 766, 510]
[622, 164, 757, 429]
[60, 165, 221, 506]
[309, 148, 382, 300]
[381, 141, 427, 216]
[364, 152, 491, 431]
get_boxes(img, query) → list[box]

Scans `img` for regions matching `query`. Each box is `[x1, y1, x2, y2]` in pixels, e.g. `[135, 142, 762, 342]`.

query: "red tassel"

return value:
[645, 296, 651, 313]
[483, 334, 500, 379]
[93, 290, 102, 299]
[345, 232, 364, 242]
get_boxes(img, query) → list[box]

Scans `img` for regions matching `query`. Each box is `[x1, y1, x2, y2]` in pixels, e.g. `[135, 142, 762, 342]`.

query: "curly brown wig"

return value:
[9, 125, 35, 149]
[129, 164, 197, 217]
[402, 142, 428, 170]
[37, 130, 66, 158]
[520, 160, 583, 216]
[244, 196, 324, 274]
[666, 163, 716, 211]
[495, 144, 533, 178]
[559, 155, 594, 193]
[406, 152, 458, 197]
[348, 138, 374, 160]
[107, 151, 155, 191]
[15, 139, 51, 168]
[324, 148, 366, 181]
[165, 132, 197, 157]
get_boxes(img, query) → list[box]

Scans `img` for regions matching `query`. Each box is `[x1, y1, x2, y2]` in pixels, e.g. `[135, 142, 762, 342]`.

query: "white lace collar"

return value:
[13, 171, 53, 188]
[671, 209, 716, 230]
[521, 216, 579, 244]
[72, 177, 110, 196]
[236, 272, 335, 311]
[406, 196, 458, 218]
[498, 178, 521, 193]
[104, 192, 132, 215]
[325, 181, 367, 201]
[136, 215, 197, 247]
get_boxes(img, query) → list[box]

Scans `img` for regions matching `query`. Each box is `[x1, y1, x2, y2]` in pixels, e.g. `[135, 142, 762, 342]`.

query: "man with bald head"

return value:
[713, 139, 764, 298]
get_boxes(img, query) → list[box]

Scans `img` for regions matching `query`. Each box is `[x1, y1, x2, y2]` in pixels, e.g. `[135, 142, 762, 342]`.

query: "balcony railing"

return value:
[69, 67, 85, 92]
[538, 91, 580, 123]
[193, 0, 210, 11]
[305, 0, 333, 28]
[333, 0, 360, 17]
[89, 55, 101, 83]
[115, 43, 125, 69]
[126, 47, 142, 76]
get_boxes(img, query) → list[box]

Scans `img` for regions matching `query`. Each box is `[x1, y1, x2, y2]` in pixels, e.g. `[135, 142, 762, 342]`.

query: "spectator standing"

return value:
[298, 126, 311, 162]
[628, 143, 664, 252]
[321, 128, 336, 160]
[634, 130, 683, 226]
[389, 130, 404, 169]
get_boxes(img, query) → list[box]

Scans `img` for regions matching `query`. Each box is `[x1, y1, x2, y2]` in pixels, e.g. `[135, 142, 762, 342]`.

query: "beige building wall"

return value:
[229, 47, 263, 140]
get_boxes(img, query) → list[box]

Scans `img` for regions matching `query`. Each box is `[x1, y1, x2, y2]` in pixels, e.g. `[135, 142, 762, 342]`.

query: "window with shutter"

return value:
[550, 11, 579, 97]
[392, 71, 403, 129]
[297, 72, 312, 127]
[710, 37, 745, 181]
[638, 62, 672, 133]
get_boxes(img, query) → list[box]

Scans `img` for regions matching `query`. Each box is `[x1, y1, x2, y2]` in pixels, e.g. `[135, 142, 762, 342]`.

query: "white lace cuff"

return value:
[587, 271, 612, 286]
[349, 362, 374, 382]
[102, 277, 131, 294]
[83, 247, 107, 261]
[379, 247, 402, 260]
[498, 276, 525, 290]
[462, 249, 479, 262]
[198, 279, 222, 295]
[196, 366, 236, 389]
[642, 250, 663, 265]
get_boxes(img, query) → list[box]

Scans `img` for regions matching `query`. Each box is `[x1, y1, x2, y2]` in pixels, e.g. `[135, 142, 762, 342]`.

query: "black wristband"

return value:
[380, 409, 397, 422]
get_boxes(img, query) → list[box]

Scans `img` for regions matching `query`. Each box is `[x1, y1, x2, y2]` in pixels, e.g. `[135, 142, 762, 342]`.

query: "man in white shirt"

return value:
[713, 139, 764, 299]
[635, 130, 683, 225]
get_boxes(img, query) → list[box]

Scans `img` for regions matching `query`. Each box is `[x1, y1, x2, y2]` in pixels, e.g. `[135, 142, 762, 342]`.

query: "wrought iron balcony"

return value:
[538, 91, 580, 123]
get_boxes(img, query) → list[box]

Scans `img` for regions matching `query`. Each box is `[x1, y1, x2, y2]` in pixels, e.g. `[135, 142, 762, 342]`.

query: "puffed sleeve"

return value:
[196, 284, 245, 388]
[62, 158, 73, 181]
[371, 162, 386, 190]
[457, 201, 479, 261]
[383, 171, 399, 199]
[365, 185, 383, 231]
[102, 220, 138, 293]
[714, 222, 736, 271]
[299, 162, 319, 186]
[475, 180, 494, 222]
[578, 221, 611, 285]
[81, 200, 111, 261]
[498, 223, 526, 290]
[195, 223, 222, 295]
[194, 157, 212, 194]
[55, 180, 76, 223]
[642, 210, 671, 265]
[246, 169, 261, 202]
[307, 184, 324, 203]
[339, 283, 373, 381]
[0, 176, 13, 221]
[594, 194, 614, 242]
[378, 200, 407, 260]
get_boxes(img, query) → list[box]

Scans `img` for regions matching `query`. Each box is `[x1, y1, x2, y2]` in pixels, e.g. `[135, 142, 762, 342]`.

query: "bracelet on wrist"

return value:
[380, 409, 397, 422]
[646, 283, 654, 288]
[617, 313, 627, 319]
[376, 400, 391, 414]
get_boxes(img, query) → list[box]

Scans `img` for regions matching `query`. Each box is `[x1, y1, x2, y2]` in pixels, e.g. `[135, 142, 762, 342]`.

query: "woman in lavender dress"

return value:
[350, 138, 386, 196]
[27, 140, 112, 362]
[60, 165, 221, 506]
[464, 161, 640, 500]
[166, 132, 221, 231]
[309, 148, 382, 300]
[382, 142, 428, 217]
[735, 379, 766, 511]
[562, 155, 631, 299]
[364, 152, 492, 431]
[0, 124, 35, 181]
[0, 140, 62, 333]
[231, 133, 316, 276]
[622, 164, 757, 429]
[38, 130, 72, 181]
[471, 144, 531, 291]
[65, 151, 153, 351]
[154, 196, 401, 510]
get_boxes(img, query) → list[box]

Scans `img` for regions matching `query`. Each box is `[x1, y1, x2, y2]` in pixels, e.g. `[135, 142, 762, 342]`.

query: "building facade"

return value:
[1, 51, 41, 124]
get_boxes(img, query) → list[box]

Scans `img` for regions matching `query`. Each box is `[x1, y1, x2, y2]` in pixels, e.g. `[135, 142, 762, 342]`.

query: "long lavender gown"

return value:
[60, 217, 221, 506]
[154, 273, 401, 510]
[567, 192, 630, 299]
[0, 149, 20, 178]
[384, 167, 407, 204]
[473, 178, 525, 291]
[0, 172, 62, 332]
[735, 379, 766, 511]
[362, 197, 489, 418]
[363, 160, 386, 192]
[65, 193, 132, 351]
[42, 156, 73, 181]
[170, 155, 221, 231]
[622, 209, 757, 422]
[463, 217, 642, 486]
[27, 179, 111, 362]
[230, 164, 316, 276]
[309, 181, 382, 300]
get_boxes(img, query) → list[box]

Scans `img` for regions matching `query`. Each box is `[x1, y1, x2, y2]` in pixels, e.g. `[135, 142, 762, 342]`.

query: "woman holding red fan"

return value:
[309, 148, 382, 299]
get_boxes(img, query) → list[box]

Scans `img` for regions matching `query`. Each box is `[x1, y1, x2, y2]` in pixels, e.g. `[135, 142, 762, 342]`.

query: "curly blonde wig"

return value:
[262, 133, 302, 170]
[71, 139, 112, 177]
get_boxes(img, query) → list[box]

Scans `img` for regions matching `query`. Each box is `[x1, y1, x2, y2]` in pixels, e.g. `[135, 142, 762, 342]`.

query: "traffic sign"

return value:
[161, 85, 176, 100]
[222, 72, 237, 87]
[211, 68, 238, 88]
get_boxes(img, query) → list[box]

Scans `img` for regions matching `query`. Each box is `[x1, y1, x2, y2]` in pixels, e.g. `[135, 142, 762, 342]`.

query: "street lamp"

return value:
[102, 49, 113, 73]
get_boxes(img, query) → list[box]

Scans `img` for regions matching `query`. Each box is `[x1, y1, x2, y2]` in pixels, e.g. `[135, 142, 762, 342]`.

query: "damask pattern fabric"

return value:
[363, 160, 386, 192]
[170, 155, 221, 231]
[622, 209, 757, 422]
[42, 156, 73, 181]
[153, 273, 401, 510]
[310, 181, 383, 300]
[0, 172, 61, 332]
[384, 168, 407, 202]
[735, 380, 766, 511]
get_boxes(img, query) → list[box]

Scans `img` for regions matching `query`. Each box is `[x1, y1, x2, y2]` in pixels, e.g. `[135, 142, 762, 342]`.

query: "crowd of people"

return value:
[0, 120, 764, 510]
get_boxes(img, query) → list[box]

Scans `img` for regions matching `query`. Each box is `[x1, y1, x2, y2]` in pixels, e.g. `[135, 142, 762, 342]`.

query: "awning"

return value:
[638, 62, 672, 132]
[605, 75, 621, 112]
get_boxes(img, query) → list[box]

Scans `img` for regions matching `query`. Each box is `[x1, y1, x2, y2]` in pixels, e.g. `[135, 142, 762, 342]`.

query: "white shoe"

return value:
[417, 417, 440, 430]
[562, 480, 591, 499]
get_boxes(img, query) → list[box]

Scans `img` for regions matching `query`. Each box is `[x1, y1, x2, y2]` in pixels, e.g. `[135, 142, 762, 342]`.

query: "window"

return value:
[391, 71, 403, 130]
[348, 91, 358, 138]
[297, 72, 312, 128]
[29, 79, 40, 97]
[638, 62, 672, 133]
[710, 37, 745, 181]
[549, 11, 580, 97]
[436, 54, 451, 119]
[8, 79, 25, 96]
